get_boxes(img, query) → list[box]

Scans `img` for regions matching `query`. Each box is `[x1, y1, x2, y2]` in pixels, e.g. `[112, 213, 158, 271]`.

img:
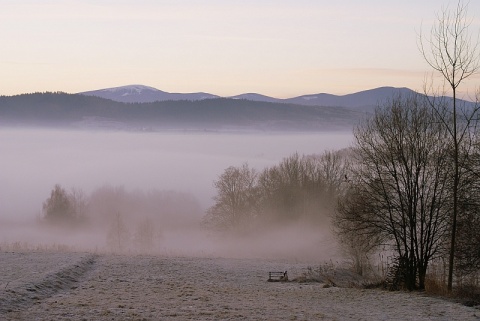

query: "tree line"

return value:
[41, 184, 201, 252]
[203, 151, 350, 233]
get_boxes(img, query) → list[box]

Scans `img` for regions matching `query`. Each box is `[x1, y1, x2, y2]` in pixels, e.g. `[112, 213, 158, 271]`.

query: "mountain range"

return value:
[80, 85, 415, 109]
[0, 85, 440, 132]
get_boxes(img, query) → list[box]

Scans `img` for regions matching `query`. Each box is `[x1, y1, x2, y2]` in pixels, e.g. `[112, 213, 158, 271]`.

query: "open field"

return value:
[1, 251, 479, 321]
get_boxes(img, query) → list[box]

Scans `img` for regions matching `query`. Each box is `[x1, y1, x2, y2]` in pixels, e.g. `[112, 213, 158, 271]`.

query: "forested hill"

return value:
[0, 92, 366, 131]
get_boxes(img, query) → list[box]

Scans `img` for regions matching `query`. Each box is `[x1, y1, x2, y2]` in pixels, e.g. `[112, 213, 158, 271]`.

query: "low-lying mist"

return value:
[0, 128, 352, 260]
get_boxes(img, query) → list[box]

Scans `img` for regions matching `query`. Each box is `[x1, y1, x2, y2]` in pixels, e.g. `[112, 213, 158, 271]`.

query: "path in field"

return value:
[1, 253, 479, 320]
[0, 251, 96, 316]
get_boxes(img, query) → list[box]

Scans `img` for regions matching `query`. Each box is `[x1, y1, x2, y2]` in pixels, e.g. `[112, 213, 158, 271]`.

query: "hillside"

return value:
[0, 92, 365, 131]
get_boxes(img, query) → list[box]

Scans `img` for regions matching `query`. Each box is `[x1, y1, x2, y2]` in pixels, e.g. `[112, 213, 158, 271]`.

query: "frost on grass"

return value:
[1, 253, 478, 321]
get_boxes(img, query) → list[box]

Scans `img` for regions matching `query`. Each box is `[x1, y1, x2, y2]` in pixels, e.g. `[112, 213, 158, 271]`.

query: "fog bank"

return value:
[0, 128, 352, 259]
[1, 128, 352, 217]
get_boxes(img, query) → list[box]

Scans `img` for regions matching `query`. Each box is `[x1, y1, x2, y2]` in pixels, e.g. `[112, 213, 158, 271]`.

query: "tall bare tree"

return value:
[419, 0, 480, 292]
[335, 94, 451, 290]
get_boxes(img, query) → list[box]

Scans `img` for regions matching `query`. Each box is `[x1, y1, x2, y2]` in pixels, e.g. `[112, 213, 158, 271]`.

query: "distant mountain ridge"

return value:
[2, 86, 467, 132]
[0, 92, 365, 131]
[284, 87, 415, 108]
[80, 85, 416, 108]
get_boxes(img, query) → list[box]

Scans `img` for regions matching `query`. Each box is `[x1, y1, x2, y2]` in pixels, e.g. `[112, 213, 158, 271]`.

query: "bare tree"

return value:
[107, 212, 130, 253]
[419, 0, 480, 292]
[134, 217, 156, 252]
[268, 153, 304, 220]
[204, 163, 258, 230]
[335, 187, 381, 276]
[455, 135, 480, 276]
[335, 94, 451, 290]
[68, 187, 88, 224]
[255, 152, 349, 223]
[316, 149, 351, 198]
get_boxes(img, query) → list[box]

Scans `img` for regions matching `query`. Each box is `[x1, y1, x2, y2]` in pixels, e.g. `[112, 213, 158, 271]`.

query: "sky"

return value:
[1, 0, 479, 98]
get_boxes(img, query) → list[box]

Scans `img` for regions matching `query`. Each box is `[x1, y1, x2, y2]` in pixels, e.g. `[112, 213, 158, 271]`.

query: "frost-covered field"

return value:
[1, 251, 479, 321]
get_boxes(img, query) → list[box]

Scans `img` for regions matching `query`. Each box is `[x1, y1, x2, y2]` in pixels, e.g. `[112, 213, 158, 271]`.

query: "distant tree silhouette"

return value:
[42, 184, 88, 226]
[204, 151, 350, 231]
[42, 184, 73, 224]
[204, 163, 258, 231]
[107, 212, 130, 253]
[134, 217, 156, 252]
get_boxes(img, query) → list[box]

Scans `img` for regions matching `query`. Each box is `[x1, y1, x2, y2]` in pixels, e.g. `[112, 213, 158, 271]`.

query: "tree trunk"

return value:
[447, 88, 458, 293]
[418, 262, 427, 290]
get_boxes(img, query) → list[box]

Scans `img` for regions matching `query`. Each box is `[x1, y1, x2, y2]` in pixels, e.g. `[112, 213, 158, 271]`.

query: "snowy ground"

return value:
[1, 251, 479, 321]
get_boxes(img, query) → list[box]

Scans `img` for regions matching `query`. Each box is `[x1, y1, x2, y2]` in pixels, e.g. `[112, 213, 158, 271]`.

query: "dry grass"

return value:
[0, 241, 77, 253]
[454, 284, 480, 306]
[425, 264, 449, 296]
[293, 262, 372, 288]
[424, 263, 480, 307]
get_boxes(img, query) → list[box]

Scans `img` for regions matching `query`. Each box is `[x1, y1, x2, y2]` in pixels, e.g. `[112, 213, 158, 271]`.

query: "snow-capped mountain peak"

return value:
[100, 85, 162, 94]
[81, 85, 218, 103]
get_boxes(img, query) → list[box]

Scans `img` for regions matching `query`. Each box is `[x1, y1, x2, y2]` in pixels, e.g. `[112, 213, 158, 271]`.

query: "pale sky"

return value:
[1, 0, 479, 98]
